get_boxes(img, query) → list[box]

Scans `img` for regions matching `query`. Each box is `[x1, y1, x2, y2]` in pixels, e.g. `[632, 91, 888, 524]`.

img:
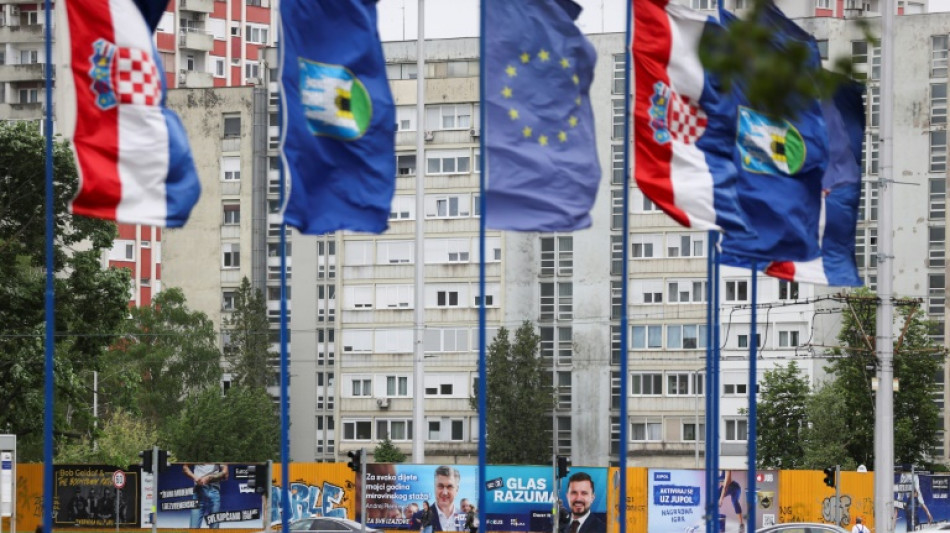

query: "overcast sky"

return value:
[376, 0, 950, 42]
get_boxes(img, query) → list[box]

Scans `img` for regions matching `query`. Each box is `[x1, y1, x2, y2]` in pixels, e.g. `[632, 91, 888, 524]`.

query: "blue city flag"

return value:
[279, 0, 395, 235]
[719, 4, 828, 263]
[484, 0, 601, 232]
[721, 78, 866, 286]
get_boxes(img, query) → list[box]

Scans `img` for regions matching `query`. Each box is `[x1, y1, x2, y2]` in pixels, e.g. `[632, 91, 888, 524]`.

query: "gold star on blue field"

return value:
[483, 0, 601, 232]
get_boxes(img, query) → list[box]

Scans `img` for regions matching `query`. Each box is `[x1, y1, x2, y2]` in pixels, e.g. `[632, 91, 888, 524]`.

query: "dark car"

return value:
[270, 517, 381, 533]
[756, 523, 849, 533]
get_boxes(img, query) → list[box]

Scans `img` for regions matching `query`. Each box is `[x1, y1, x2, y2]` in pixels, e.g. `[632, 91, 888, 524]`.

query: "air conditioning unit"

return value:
[470, 128, 480, 138]
[376, 397, 390, 409]
[424, 131, 434, 142]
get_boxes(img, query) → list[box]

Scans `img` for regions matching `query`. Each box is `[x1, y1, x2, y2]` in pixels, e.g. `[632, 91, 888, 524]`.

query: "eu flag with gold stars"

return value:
[484, 0, 600, 232]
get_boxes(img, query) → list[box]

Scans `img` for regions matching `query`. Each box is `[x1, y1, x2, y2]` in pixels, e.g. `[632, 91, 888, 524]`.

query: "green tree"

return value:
[0, 122, 130, 460]
[55, 408, 156, 467]
[373, 436, 407, 463]
[166, 386, 280, 462]
[99, 288, 222, 433]
[827, 288, 944, 466]
[223, 277, 275, 389]
[801, 380, 857, 470]
[753, 361, 810, 469]
[470, 321, 554, 464]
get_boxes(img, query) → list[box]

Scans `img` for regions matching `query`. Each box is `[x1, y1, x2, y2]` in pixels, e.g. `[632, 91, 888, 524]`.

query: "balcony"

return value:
[178, 30, 213, 52]
[0, 24, 44, 44]
[0, 102, 42, 120]
[0, 63, 44, 83]
[178, 0, 213, 13]
[179, 69, 213, 88]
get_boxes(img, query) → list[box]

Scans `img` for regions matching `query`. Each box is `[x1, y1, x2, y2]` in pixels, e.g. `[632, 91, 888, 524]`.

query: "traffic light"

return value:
[139, 449, 153, 474]
[556, 456, 570, 479]
[823, 466, 836, 488]
[247, 464, 269, 494]
[347, 450, 363, 473]
[157, 449, 170, 473]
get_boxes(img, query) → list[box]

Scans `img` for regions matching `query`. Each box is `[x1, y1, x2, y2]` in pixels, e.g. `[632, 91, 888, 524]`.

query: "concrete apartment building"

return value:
[0, 0, 945, 467]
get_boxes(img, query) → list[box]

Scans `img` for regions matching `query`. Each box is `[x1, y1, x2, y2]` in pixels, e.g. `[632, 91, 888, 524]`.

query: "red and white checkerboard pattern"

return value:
[114, 47, 161, 106]
[667, 93, 708, 145]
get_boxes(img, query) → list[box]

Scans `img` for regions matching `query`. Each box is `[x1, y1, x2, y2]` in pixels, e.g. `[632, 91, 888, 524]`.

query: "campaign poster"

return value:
[482, 465, 557, 532]
[150, 463, 263, 529]
[363, 464, 478, 530]
[53, 465, 139, 528]
[647, 469, 705, 533]
[556, 467, 609, 533]
[894, 472, 950, 532]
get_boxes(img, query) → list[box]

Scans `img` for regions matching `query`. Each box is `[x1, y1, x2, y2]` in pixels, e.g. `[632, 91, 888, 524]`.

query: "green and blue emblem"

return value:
[736, 107, 806, 176]
[298, 59, 372, 140]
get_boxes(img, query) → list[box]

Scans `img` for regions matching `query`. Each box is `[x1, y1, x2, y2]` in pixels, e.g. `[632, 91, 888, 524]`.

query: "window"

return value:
[667, 280, 706, 303]
[690, 0, 716, 9]
[539, 326, 572, 362]
[221, 156, 241, 181]
[245, 62, 260, 81]
[376, 419, 411, 441]
[351, 378, 372, 397]
[934, 35, 949, 78]
[667, 324, 707, 349]
[222, 290, 236, 311]
[778, 330, 800, 347]
[429, 195, 470, 218]
[245, 24, 268, 44]
[213, 58, 225, 77]
[725, 280, 748, 302]
[631, 373, 662, 395]
[612, 99, 624, 139]
[223, 202, 240, 225]
[539, 282, 572, 320]
[724, 383, 748, 395]
[436, 291, 460, 307]
[20, 50, 38, 64]
[932, 130, 947, 173]
[815, 39, 829, 60]
[929, 274, 945, 315]
[386, 376, 409, 397]
[725, 419, 748, 442]
[931, 178, 946, 220]
[427, 150, 471, 174]
[816, 0, 831, 8]
[427, 421, 440, 441]
[611, 144, 625, 185]
[631, 419, 662, 441]
[632, 235, 661, 259]
[18, 89, 38, 103]
[667, 233, 705, 258]
[378, 240, 414, 264]
[611, 189, 624, 230]
[343, 420, 372, 440]
[390, 196, 414, 220]
[667, 374, 690, 396]
[223, 114, 241, 137]
[930, 226, 946, 267]
[683, 422, 705, 442]
[632, 325, 662, 349]
[638, 279, 663, 304]
[540, 236, 573, 276]
[426, 104, 472, 130]
[633, 188, 660, 213]
[852, 40, 868, 73]
[222, 243, 240, 268]
[611, 236, 624, 276]
[933, 83, 947, 126]
[612, 53, 625, 94]
[778, 280, 799, 300]
[450, 419, 465, 441]
[859, 180, 878, 222]
[397, 154, 416, 176]
[396, 106, 416, 132]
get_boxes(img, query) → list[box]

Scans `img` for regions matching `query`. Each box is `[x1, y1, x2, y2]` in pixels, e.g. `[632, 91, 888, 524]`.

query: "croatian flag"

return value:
[632, 0, 753, 239]
[57, 0, 201, 228]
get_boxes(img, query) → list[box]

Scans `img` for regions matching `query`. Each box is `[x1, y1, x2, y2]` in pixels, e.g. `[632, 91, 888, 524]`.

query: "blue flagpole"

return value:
[747, 263, 758, 531]
[477, 0, 487, 530]
[705, 232, 715, 533]
[712, 242, 721, 533]
[618, 1, 633, 532]
[277, 17, 291, 533]
[42, 0, 55, 529]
